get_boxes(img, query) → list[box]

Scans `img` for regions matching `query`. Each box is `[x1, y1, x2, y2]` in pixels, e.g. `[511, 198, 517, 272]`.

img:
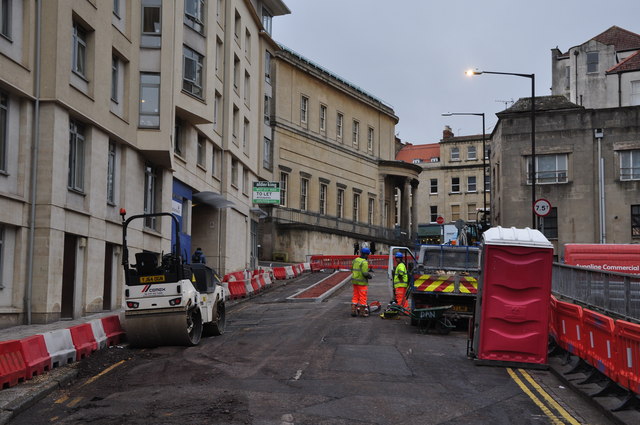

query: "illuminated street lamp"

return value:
[466, 69, 536, 229]
[441, 112, 488, 228]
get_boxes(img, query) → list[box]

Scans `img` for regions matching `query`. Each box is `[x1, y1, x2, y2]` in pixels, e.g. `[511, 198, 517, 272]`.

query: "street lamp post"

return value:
[441, 112, 488, 228]
[466, 69, 536, 229]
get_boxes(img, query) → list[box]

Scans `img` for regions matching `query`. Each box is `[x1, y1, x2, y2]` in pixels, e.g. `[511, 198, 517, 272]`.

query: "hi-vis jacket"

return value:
[393, 262, 408, 288]
[351, 257, 371, 286]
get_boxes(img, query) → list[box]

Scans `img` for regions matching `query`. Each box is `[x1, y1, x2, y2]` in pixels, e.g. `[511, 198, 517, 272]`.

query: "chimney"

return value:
[443, 125, 454, 139]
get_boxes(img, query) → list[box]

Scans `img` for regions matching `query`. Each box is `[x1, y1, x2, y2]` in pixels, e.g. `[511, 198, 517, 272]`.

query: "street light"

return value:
[441, 112, 488, 228]
[466, 69, 536, 229]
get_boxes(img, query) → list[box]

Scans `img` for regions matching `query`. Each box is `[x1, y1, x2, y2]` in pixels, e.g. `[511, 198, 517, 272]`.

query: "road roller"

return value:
[121, 210, 226, 348]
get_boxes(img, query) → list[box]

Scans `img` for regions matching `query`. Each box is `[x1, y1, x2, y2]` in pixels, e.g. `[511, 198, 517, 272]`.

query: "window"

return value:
[139, 73, 160, 128]
[232, 105, 239, 142]
[264, 51, 272, 83]
[243, 118, 249, 150]
[632, 81, 640, 106]
[368, 198, 374, 225]
[565, 66, 571, 90]
[183, 46, 204, 98]
[336, 113, 343, 140]
[141, 1, 161, 47]
[337, 188, 344, 218]
[450, 147, 460, 161]
[197, 135, 205, 167]
[539, 207, 558, 239]
[214, 91, 221, 130]
[234, 9, 240, 40]
[111, 56, 120, 102]
[107, 141, 117, 204]
[620, 150, 640, 181]
[0, 225, 4, 288]
[280, 172, 288, 206]
[72, 23, 87, 77]
[216, 0, 224, 23]
[212, 145, 221, 178]
[243, 71, 250, 104]
[632, 205, 640, 237]
[184, 0, 205, 34]
[0, 91, 6, 172]
[451, 177, 460, 193]
[527, 154, 568, 184]
[319, 183, 327, 215]
[262, 6, 272, 35]
[367, 127, 374, 151]
[174, 118, 184, 155]
[1, 0, 11, 38]
[233, 55, 240, 90]
[467, 176, 476, 192]
[430, 206, 438, 223]
[300, 95, 308, 124]
[484, 174, 491, 192]
[467, 146, 476, 160]
[242, 167, 248, 195]
[352, 120, 360, 148]
[113, 0, 121, 17]
[353, 193, 360, 222]
[430, 178, 437, 194]
[263, 137, 272, 170]
[68, 120, 85, 192]
[244, 29, 251, 57]
[320, 105, 327, 131]
[264, 95, 271, 124]
[467, 203, 476, 221]
[231, 159, 238, 187]
[215, 38, 223, 78]
[451, 205, 460, 221]
[144, 164, 157, 228]
[587, 51, 599, 73]
[300, 178, 308, 211]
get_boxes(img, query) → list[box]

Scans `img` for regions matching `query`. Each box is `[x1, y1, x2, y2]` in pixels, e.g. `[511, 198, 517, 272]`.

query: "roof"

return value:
[607, 50, 640, 74]
[498, 95, 583, 114]
[441, 133, 486, 143]
[396, 143, 440, 164]
[592, 26, 640, 52]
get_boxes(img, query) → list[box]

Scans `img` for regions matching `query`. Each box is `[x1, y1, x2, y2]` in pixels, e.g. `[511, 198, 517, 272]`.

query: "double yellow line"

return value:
[507, 368, 581, 425]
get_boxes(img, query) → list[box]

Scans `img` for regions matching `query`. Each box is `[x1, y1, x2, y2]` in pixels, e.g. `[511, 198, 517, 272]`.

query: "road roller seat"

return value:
[135, 252, 159, 276]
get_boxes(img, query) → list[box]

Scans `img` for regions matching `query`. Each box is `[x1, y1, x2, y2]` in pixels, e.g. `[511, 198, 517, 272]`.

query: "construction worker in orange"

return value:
[351, 246, 373, 317]
[393, 252, 409, 309]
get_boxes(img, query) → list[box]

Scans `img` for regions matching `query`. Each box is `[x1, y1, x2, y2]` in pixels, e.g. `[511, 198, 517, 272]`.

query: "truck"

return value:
[388, 244, 481, 332]
[121, 210, 226, 347]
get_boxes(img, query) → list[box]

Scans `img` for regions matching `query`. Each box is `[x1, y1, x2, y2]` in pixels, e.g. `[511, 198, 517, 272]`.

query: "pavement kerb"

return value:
[286, 270, 351, 302]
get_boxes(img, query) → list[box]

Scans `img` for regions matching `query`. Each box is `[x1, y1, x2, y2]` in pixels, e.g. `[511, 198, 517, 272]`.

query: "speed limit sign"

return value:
[533, 198, 552, 217]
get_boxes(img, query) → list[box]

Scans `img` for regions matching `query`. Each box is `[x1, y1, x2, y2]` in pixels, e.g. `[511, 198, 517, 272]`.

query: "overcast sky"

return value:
[272, 0, 640, 145]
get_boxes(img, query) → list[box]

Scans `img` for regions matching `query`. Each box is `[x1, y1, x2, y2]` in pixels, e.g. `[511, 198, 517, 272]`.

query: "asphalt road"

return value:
[9, 272, 617, 425]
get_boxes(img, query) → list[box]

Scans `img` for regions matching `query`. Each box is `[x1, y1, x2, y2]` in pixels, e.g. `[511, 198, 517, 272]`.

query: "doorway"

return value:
[61, 234, 77, 319]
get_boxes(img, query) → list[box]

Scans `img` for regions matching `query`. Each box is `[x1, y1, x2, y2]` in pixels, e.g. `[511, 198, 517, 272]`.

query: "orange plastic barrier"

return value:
[227, 280, 247, 299]
[614, 320, 640, 394]
[581, 308, 617, 379]
[309, 255, 389, 271]
[68, 324, 98, 361]
[0, 340, 27, 388]
[224, 271, 246, 282]
[554, 300, 584, 357]
[19, 335, 51, 379]
[273, 267, 287, 280]
[549, 295, 558, 341]
[101, 315, 126, 347]
[250, 277, 260, 293]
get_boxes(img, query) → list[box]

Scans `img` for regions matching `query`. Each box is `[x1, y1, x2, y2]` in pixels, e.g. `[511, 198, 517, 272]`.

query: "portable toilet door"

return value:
[473, 226, 554, 368]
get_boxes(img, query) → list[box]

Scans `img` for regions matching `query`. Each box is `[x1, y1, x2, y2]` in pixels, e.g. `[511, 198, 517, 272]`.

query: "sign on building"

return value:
[252, 181, 280, 204]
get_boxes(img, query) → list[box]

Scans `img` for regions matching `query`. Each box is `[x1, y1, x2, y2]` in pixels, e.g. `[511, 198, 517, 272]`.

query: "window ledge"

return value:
[197, 163, 206, 172]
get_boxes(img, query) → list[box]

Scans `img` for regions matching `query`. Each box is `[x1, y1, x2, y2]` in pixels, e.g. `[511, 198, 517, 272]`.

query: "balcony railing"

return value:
[269, 206, 406, 243]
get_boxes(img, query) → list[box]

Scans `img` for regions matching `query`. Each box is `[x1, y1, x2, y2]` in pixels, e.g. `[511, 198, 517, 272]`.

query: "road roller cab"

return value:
[121, 210, 226, 348]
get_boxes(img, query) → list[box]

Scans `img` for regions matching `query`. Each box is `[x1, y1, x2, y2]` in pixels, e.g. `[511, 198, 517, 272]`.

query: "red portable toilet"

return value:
[473, 226, 554, 368]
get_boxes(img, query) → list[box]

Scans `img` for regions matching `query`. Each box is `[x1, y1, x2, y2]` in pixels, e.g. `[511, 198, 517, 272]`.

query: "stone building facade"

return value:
[258, 47, 420, 261]
[0, 0, 289, 326]
[490, 96, 640, 258]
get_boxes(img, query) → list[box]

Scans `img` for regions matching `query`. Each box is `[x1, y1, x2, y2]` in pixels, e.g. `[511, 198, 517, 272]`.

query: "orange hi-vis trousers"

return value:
[352, 284, 368, 306]
[394, 286, 409, 309]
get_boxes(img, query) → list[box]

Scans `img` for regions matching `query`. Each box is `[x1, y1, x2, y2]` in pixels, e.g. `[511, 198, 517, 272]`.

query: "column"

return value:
[401, 179, 410, 236]
[411, 179, 419, 240]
